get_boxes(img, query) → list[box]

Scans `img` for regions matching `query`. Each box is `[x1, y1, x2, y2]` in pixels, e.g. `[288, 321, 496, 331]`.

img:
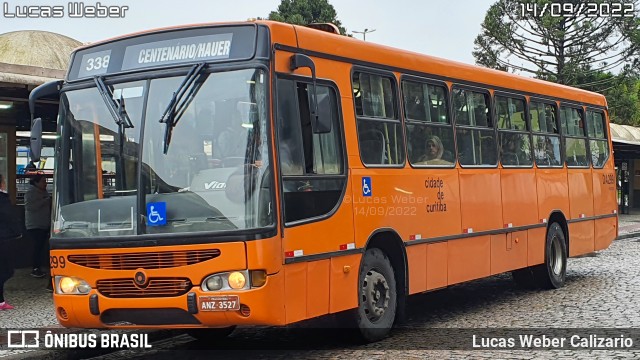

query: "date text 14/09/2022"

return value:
[3, 2, 129, 18]
[520, 2, 635, 18]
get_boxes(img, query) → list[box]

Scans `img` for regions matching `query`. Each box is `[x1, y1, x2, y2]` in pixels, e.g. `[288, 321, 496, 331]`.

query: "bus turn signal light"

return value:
[250, 270, 267, 288]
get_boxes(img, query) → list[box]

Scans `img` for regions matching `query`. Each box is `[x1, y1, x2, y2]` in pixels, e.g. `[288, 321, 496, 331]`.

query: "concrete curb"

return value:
[3, 330, 182, 360]
[616, 231, 640, 240]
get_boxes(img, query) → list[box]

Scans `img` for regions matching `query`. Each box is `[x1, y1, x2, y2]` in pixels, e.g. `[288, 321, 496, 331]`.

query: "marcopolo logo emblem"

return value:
[7, 330, 40, 348]
[134, 271, 148, 288]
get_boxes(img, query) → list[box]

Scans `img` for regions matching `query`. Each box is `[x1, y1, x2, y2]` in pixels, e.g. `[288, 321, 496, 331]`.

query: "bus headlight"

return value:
[205, 276, 223, 291]
[56, 276, 91, 295]
[201, 270, 252, 291]
[228, 272, 246, 289]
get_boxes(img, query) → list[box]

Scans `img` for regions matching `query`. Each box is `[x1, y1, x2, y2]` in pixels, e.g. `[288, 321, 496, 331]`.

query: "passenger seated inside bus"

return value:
[415, 135, 452, 165]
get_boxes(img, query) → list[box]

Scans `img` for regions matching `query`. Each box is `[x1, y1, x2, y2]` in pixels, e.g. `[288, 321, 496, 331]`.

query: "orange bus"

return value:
[29, 20, 617, 342]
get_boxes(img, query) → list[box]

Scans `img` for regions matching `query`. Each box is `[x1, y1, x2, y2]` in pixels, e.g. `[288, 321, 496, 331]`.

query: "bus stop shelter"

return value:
[609, 123, 640, 214]
[0, 30, 80, 203]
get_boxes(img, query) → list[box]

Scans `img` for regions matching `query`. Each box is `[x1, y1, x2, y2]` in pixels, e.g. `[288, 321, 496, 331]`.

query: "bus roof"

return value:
[287, 22, 607, 107]
[74, 20, 607, 107]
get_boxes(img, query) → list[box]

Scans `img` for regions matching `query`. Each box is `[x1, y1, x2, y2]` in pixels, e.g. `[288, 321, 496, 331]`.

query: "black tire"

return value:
[354, 248, 397, 343]
[511, 267, 537, 289]
[186, 326, 236, 342]
[533, 222, 567, 289]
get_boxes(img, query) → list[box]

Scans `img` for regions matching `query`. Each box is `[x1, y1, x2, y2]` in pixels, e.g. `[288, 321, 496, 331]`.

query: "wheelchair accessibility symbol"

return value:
[362, 177, 372, 197]
[146, 202, 167, 226]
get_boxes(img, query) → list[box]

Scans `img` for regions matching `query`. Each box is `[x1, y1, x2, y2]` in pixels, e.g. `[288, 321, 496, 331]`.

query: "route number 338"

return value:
[85, 55, 110, 72]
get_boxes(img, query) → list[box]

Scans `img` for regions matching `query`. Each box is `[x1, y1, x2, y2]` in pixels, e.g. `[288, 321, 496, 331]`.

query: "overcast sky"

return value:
[0, 0, 496, 65]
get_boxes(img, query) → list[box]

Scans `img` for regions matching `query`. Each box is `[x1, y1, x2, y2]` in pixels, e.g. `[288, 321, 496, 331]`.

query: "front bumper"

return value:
[52, 271, 285, 328]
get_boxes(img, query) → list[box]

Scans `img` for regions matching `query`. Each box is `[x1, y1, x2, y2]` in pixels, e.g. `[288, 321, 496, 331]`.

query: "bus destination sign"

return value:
[122, 33, 233, 70]
[67, 25, 259, 81]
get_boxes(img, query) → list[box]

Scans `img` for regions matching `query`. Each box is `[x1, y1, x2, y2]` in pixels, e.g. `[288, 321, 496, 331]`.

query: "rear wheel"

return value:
[186, 326, 236, 342]
[354, 248, 397, 343]
[533, 222, 567, 289]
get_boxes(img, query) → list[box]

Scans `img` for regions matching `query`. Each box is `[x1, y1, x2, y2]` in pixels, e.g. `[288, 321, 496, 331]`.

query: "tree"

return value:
[267, 0, 348, 35]
[473, 0, 640, 87]
[607, 74, 640, 124]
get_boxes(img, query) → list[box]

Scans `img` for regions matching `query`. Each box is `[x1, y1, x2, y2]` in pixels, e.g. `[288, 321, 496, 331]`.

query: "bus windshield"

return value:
[54, 68, 273, 239]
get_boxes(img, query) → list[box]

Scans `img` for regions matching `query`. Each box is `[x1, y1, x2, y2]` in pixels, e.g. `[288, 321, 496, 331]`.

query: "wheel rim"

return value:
[550, 235, 563, 275]
[361, 269, 390, 323]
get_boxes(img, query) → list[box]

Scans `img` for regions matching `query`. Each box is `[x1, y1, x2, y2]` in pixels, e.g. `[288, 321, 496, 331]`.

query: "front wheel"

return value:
[354, 248, 397, 343]
[533, 222, 567, 289]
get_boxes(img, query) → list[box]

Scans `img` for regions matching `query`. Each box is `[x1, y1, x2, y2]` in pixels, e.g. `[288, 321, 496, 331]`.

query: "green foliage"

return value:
[267, 0, 348, 35]
[607, 74, 640, 125]
[474, 0, 640, 124]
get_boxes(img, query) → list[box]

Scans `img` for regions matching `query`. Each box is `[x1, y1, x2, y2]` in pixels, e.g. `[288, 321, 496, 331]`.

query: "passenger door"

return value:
[275, 76, 355, 322]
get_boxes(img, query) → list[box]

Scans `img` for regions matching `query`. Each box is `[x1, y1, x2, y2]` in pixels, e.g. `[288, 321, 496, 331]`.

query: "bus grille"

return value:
[68, 249, 220, 270]
[97, 278, 192, 298]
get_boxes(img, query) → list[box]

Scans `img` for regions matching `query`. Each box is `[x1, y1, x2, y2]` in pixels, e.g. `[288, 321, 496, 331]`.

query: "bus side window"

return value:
[353, 71, 404, 166]
[454, 88, 496, 166]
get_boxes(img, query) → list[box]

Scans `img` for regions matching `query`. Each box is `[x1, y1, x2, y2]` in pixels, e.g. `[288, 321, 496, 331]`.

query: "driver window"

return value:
[276, 78, 345, 223]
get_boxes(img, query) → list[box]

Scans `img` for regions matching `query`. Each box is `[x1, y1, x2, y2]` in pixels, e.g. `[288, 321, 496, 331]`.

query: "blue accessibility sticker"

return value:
[362, 177, 372, 197]
[146, 202, 167, 226]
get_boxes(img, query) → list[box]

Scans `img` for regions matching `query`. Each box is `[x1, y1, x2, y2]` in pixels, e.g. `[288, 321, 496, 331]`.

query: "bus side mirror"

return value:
[30, 118, 43, 163]
[29, 80, 62, 163]
[290, 54, 331, 134]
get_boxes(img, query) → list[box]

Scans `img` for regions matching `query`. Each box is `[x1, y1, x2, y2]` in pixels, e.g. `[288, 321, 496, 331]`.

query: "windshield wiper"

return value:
[94, 76, 135, 190]
[94, 76, 134, 129]
[160, 62, 207, 154]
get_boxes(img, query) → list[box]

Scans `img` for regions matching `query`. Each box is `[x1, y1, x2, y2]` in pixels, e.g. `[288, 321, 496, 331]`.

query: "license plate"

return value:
[199, 295, 240, 312]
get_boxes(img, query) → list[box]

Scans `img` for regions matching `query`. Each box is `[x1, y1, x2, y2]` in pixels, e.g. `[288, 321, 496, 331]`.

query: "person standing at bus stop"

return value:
[25, 174, 51, 278]
[0, 174, 22, 310]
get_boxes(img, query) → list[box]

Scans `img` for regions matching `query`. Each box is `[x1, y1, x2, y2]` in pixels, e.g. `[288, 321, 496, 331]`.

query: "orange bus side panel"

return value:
[420, 171, 462, 239]
[536, 169, 570, 221]
[568, 221, 595, 257]
[426, 242, 448, 290]
[459, 171, 502, 232]
[349, 169, 461, 244]
[592, 169, 617, 217]
[284, 262, 307, 324]
[282, 187, 355, 261]
[306, 259, 330, 319]
[329, 254, 360, 313]
[567, 170, 595, 219]
[448, 236, 491, 285]
[407, 244, 427, 294]
[500, 169, 538, 227]
[594, 217, 616, 251]
[490, 231, 528, 275]
[527, 227, 547, 266]
[246, 239, 282, 275]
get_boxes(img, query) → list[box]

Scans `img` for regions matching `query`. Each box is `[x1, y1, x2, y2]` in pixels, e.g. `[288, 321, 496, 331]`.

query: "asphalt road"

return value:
[36, 237, 640, 359]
